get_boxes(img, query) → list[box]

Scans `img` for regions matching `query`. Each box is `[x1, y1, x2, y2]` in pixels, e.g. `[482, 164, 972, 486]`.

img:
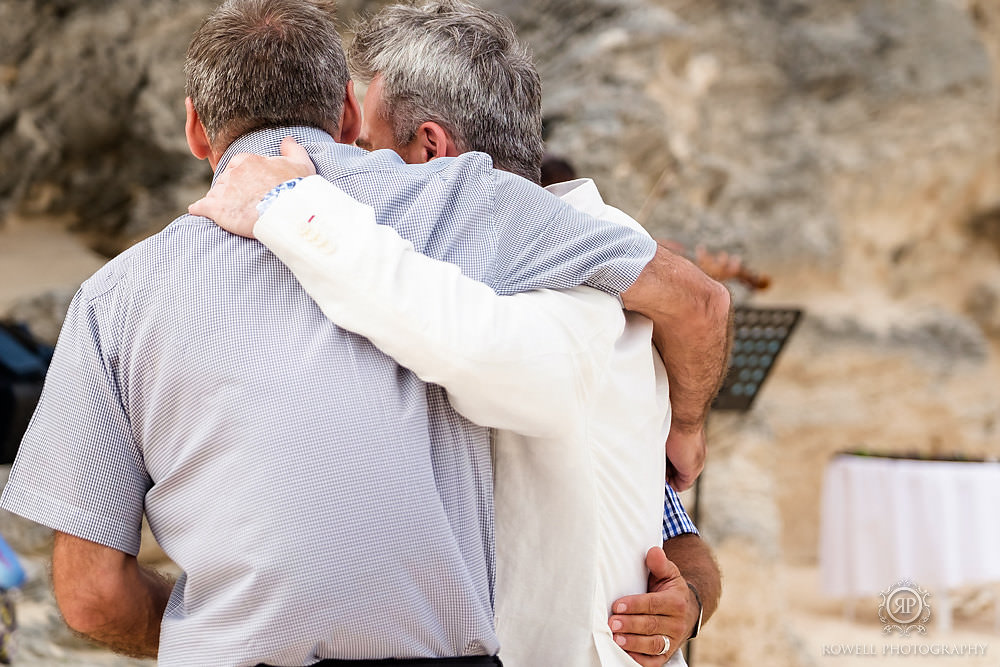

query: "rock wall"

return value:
[0, 0, 217, 253]
[3, 1, 1000, 666]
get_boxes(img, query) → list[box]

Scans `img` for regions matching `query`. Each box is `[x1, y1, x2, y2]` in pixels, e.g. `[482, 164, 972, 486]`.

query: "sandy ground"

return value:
[1, 220, 997, 666]
[0, 216, 105, 314]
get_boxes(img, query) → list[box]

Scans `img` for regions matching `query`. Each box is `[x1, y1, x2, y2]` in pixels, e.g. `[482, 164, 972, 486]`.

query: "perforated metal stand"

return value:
[712, 307, 801, 412]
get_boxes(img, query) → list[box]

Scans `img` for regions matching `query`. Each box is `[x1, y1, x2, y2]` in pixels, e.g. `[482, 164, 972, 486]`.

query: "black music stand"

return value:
[686, 306, 801, 664]
[712, 306, 802, 412]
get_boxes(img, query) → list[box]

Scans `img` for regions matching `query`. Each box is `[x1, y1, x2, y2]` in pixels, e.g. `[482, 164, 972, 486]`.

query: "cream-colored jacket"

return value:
[255, 175, 676, 667]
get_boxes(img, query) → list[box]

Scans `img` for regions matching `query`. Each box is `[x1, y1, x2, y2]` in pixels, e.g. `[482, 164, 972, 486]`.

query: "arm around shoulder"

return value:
[621, 242, 733, 489]
[255, 176, 621, 439]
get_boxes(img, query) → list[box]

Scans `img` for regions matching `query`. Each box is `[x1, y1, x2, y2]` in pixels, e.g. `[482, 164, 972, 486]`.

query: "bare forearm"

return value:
[622, 243, 733, 432]
[53, 532, 174, 658]
[83, 565, 174, 658]
[662, 534, 721, 624]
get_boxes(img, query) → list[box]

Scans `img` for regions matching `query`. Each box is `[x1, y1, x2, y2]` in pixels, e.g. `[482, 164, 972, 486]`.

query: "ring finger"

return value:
[614, 632, 674, 657]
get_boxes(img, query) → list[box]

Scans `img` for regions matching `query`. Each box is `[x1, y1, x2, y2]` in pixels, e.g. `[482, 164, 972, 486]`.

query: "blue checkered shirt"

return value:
[663, 484, 698, 539]
[1, 127, 657, 666]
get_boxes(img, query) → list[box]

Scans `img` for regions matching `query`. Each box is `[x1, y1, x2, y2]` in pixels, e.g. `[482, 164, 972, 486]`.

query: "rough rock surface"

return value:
[3, 1, 1000, 665]
[0, 0, 215, 253]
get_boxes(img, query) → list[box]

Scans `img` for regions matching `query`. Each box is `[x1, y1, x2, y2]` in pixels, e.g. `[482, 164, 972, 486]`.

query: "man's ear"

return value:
[185, 97, 213, 161]
[404, 121, 461, 164]
[335, 80, 362, 145]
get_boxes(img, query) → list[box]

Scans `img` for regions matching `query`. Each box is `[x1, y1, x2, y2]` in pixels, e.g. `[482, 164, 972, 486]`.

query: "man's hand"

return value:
[665, 426, 706, 492]
[189, 136, 317, 238]
[694, 245, 744, 284]
[655, 241, 748, 285]
[609, 547, 700, 666]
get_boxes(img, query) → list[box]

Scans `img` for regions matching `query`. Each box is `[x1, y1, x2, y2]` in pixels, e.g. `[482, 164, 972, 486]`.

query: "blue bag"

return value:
[0, 322, 53, 464]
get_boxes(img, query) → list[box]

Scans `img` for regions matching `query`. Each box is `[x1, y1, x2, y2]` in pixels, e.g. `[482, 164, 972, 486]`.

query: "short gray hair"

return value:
[185, 0, 350, 152]
[349, 0, 543, 183]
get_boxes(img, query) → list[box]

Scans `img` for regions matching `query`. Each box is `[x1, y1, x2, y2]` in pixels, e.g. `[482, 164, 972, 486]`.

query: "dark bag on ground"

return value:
[0, 322, 53, 464]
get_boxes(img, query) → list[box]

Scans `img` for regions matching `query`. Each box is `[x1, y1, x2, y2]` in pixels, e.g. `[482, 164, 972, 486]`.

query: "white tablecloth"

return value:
[820, 454, 1000, 598]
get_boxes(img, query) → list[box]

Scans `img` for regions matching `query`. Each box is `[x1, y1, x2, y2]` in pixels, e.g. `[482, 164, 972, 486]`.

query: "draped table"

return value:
[820, 453, 1000, 631]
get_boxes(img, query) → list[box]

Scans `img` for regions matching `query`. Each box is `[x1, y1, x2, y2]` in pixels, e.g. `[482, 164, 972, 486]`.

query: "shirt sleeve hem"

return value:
[0, 486, 142, 556]
[586, 235, 659, 302]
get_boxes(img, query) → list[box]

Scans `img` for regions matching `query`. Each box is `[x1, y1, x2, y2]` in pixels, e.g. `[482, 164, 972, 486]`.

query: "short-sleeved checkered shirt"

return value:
[1, 127, 657, 666]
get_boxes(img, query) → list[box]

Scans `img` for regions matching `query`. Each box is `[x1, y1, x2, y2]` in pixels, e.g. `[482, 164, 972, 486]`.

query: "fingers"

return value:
[645, 547, 678, 586]
[187, 193, 227, 222]
[610, 604, 689, 639]
[612, 591, 659, 617]
[665, 427, 706, 491]
[279, 136, 300, 157]
[613, 631, 674, 660]
[188, 180, 229, 219]
[667, 468, 696, 492]
[611, 611, 670, 635]
[188, 184, 227, 219]
[610, 585, 683, 619]
[280, 137, 318, 175]
[188, 196, 209, 217]
[610, 552, 686, 625]
[187, 183, 257, 237]
[610, 551, 689, 661]
[666, 459, 699, 492]
[223, 152, 252, 174]
[280, 136, 309, 162]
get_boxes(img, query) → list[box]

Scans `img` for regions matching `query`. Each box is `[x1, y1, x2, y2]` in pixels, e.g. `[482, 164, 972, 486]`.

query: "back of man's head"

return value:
[185, 0, 349, 153]
[350, 0, 543, 183]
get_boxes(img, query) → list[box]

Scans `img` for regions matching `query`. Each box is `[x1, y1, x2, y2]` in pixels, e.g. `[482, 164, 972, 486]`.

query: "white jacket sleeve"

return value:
[254, 175, 625, 439]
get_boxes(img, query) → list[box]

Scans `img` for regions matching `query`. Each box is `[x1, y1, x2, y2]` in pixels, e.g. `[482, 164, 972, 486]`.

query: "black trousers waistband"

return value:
[259, 657, 502, 667]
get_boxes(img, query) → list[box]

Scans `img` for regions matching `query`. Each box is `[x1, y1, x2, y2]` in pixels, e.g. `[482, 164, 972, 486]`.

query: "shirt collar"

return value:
[213, 126, 336, 185]
[543, 178, 605, 215]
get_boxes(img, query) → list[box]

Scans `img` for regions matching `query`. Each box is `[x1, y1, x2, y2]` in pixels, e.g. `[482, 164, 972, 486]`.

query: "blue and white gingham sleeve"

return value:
[489, 172, 657, 296]
[0, 285, 150, 556]
[663, 482, 699, 540]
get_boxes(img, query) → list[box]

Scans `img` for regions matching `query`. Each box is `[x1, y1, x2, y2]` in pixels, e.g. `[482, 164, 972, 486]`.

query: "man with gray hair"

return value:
[346, 5, 723, 664]
[349, 0, 544, 184]
[1, 1, 729, 666]
[191, 2, 722, 666]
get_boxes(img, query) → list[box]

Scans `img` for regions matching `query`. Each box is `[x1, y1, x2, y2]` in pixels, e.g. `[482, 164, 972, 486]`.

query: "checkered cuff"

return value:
[663, 483, 699, 540]
[257, 178, 304, 216]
